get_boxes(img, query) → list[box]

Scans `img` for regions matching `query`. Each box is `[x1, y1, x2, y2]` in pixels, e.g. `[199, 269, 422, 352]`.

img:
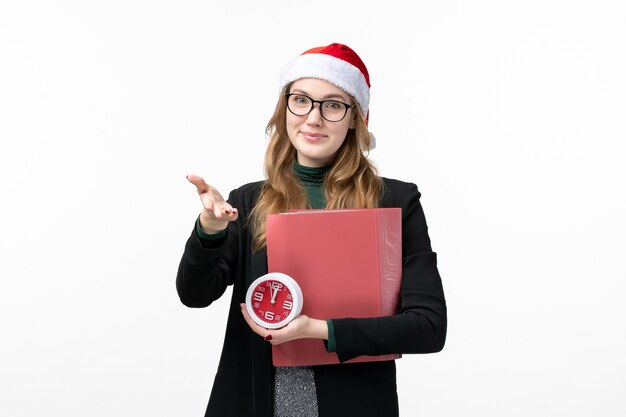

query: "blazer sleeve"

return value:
[331, 181, 447, 362]
[175, 189, 241, 308]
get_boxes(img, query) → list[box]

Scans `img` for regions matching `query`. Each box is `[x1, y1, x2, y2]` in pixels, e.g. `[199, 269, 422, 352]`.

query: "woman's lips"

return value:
[301, 131, 325, 142]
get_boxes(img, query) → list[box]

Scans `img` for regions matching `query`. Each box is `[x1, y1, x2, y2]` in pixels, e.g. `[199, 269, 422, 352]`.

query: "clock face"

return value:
[245, 273, 303, 329]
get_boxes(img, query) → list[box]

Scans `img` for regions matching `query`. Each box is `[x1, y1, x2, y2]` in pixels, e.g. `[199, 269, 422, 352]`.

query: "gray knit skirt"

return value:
[273, 366, 318, 417]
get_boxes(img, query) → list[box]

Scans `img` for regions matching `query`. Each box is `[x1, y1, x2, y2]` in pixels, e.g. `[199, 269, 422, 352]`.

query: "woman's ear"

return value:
[349, 115, 356, 129]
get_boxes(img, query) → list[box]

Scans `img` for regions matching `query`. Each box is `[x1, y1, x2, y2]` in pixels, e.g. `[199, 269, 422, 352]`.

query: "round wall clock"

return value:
[245, 272, 303, 329]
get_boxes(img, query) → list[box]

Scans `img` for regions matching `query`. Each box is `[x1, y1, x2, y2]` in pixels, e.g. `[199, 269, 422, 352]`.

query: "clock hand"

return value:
[270, 284, 278, 304]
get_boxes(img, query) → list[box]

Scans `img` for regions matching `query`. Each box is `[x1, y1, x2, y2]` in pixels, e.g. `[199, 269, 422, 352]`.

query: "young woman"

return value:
[177, 43, 447, 417]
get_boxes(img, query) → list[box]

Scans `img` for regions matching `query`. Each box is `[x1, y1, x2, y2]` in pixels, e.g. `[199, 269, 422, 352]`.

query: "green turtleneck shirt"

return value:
[195, 161, 337, 352]
[294, 160, 328, 209]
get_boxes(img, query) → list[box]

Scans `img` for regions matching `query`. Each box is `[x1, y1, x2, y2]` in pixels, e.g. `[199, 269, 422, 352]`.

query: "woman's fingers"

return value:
[188, 175, 238, 232]
[186, 174, 210, 195]
[221, 203, 238, 221]
[239, 304, 308, 345]
[267, 316, 309, 344]
[187, 174, 238, 218]
[200, 196, 238, 221]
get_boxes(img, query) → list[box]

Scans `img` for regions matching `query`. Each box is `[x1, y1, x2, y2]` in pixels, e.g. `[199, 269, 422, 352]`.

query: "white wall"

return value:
[1, 1, 624, 416]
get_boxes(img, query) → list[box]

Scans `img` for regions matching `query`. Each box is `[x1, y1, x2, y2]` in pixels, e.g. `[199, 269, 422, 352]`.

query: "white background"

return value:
[1, 1, 625, 416]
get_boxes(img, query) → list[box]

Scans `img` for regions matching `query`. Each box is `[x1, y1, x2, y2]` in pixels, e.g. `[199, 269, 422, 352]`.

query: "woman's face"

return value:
[286, 78, 355, 167]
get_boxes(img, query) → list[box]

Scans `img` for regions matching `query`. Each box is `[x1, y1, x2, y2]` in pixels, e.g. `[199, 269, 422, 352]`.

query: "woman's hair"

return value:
[249, 84, 383, 252]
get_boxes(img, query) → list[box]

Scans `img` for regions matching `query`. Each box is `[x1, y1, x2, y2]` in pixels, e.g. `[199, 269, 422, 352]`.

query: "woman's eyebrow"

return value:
[290, 89, 349, 101]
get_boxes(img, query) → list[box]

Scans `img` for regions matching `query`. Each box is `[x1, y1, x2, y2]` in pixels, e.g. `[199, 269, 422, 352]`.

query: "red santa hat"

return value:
[279, 43, 371, 124]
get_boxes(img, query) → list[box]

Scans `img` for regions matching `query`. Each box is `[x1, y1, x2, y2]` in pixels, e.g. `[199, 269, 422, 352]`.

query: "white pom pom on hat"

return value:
[279, 43, 376, 150]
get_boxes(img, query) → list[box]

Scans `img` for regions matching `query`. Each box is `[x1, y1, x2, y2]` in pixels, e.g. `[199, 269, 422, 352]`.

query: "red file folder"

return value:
[266, 208, 403, 366]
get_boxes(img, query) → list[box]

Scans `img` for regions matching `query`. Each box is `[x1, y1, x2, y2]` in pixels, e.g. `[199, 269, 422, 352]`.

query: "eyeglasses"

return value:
[285, 93, 355, 122]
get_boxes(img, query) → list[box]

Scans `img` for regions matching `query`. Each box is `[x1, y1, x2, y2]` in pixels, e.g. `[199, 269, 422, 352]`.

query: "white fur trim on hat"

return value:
[368, 131, 376, 150]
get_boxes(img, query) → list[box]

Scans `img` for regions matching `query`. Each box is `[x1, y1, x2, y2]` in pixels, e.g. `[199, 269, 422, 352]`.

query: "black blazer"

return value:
[176, 178, 447, 417]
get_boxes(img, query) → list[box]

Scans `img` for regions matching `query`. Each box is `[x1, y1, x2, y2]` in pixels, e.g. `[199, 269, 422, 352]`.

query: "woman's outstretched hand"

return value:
[240, 303, 329, 345]
[187, 175, 238, 233]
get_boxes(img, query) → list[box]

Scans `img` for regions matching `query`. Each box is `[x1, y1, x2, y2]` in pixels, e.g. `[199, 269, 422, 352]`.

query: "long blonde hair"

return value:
[249, 85, 383, 252]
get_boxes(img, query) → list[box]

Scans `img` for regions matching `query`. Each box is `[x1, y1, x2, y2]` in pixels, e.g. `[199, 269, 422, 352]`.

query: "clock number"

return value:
[283, 300, 293, 310]
[253, 292, 264, 302]
[264, 311, 275, 321]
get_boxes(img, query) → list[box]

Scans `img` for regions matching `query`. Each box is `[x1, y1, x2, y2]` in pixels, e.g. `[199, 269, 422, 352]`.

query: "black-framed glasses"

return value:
[285, 93, 355, 122]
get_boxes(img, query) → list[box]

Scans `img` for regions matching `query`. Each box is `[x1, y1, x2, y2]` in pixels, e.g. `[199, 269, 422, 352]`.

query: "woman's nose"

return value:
[306, 103, 323, 124]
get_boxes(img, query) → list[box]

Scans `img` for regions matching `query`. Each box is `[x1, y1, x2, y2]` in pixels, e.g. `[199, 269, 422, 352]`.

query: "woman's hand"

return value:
[187, 175, 238, 233]
[240, 303, 329, 345]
